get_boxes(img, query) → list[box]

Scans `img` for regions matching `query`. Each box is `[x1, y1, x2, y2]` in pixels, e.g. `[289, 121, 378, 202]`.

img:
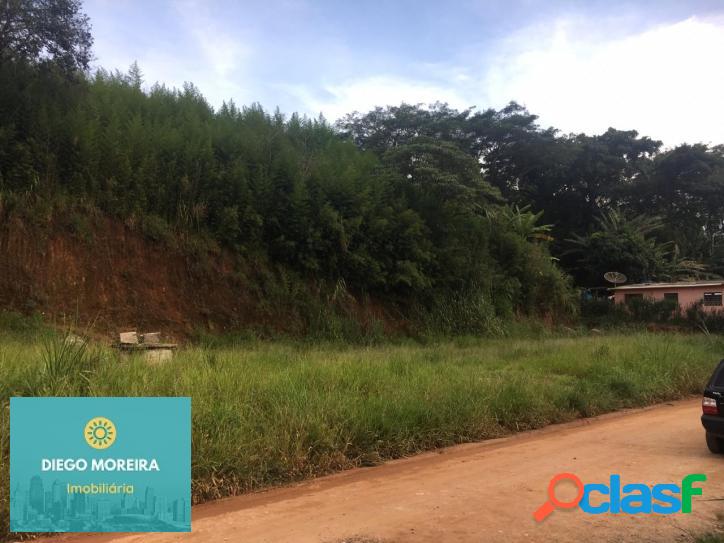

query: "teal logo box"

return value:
[10, 397, 191, 532]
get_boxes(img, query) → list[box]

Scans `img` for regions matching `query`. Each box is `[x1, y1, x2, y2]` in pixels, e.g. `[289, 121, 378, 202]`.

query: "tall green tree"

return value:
[0, 0, 93, 73]
[627, 144, 724, 272]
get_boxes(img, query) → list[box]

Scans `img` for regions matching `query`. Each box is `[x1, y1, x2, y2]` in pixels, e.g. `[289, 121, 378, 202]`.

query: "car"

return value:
[702, 359, 724, 453]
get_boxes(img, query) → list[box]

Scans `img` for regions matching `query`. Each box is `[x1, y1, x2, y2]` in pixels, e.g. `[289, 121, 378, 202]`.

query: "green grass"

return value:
[1, 322, 723, 540]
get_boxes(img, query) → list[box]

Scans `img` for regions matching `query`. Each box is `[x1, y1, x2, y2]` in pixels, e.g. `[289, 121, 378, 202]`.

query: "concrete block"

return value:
[144, 348, 173, 365]
[142, 332, 161, 344]
[119, 331, 139, 345]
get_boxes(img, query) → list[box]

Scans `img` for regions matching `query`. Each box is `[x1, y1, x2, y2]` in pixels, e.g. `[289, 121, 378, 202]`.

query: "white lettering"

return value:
[40, 458, 88, 471]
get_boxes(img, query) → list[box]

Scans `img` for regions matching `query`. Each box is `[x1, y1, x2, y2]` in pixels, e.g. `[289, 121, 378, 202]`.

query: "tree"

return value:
[337, 102, 473, 155]
[485, 205, 553, 243]
[0, 0, 93, 73]
[339, 103, 663, 251]
[564, 210, 703, 286]
[627, 143, 724, 271]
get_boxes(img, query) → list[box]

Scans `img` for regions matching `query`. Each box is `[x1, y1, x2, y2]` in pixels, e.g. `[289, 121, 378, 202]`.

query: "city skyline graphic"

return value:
[10, 475, 190, 532]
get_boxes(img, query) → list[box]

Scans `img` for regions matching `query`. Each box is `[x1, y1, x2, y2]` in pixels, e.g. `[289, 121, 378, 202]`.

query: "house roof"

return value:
[612, 280, 724, 291]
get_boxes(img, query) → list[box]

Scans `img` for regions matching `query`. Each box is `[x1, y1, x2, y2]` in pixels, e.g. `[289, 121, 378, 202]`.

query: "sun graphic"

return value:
[84, 417, 116, 449]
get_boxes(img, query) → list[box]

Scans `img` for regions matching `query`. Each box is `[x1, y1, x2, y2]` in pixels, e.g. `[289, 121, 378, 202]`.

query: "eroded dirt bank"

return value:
[0, 217, 388, 338]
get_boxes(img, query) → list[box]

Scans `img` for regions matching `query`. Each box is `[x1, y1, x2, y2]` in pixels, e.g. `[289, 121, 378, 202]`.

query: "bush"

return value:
[626, 297, 679, 322]
[0, 311, 47, 336]
[141, 214, 174, 244]
[581, 297, 680, 329]
[581, 298, 631, 327]
[413, 288, 506, 337]
[686, 303, 724, 334]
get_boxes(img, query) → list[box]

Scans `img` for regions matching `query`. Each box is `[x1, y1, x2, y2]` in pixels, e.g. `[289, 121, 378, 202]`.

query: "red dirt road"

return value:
[48, 398, 722, 543]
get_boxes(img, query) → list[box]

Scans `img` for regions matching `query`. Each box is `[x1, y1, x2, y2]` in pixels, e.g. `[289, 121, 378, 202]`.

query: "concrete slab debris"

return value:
[115, 330, 177, 364]
[119, 331, 139, 345]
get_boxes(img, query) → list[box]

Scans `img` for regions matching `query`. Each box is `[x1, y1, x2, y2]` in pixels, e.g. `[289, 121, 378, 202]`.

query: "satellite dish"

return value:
[604, 271, 627, 286]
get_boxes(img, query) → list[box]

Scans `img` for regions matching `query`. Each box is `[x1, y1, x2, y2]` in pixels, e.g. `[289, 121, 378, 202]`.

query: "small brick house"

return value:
[611, 281, 724, 312]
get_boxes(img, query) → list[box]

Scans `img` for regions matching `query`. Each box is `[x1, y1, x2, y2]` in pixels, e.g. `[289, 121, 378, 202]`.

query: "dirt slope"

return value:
[0, 216, 388, 338]
[0, 216, 258, 337]
[46, 398, 722, 543]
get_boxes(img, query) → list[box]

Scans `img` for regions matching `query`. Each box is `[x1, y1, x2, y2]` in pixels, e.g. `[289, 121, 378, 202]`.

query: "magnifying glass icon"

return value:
[533, 472, 584, 522]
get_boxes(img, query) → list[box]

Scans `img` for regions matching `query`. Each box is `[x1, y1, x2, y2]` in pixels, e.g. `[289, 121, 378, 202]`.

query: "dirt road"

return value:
[48, 398, 722, 543]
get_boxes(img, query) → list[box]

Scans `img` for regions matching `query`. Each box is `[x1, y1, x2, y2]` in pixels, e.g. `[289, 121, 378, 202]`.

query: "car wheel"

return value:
[706, 432, 723, 454]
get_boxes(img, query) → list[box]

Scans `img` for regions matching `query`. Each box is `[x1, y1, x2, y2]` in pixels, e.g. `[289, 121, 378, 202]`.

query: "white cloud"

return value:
[171, 4, 252, 106]
[177, 8, 251, 80]
[88, 1, 253, 108]
[290, 15, 724, 146]
[287, 76, 470, 121]
[477, 15, 724, 146]
[88, 2, 724, 146]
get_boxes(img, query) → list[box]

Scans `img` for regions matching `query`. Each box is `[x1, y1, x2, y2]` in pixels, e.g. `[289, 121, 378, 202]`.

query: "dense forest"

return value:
[1, 1, 724, 332]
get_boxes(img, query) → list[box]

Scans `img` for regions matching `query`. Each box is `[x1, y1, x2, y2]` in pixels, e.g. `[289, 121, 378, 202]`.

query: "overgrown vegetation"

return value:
[1, 320, 722, 540]
[2, 2, 724, 334]
[0, 59, 575, 329]
[340, 105, 724, 286]
[580, 296, 724, 334]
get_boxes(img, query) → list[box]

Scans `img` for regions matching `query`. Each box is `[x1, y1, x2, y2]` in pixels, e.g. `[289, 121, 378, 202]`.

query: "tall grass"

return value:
[1, 323, 723, 540]
[36, 333, 98, 395]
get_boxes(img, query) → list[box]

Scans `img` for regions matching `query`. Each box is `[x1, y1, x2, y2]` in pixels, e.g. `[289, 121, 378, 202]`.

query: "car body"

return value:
[702, 359, 724, 453]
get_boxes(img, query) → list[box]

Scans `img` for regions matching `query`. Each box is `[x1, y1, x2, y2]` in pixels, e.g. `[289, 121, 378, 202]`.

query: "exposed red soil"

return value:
[0, 216, 388, 340]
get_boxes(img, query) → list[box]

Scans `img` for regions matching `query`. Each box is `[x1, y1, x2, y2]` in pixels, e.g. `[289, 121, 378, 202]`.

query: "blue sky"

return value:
[85, 0, 724, 146]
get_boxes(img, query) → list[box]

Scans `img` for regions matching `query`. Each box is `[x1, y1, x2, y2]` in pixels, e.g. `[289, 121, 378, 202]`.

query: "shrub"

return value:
[581, 297, 680, 329]
[626, 297, 679, 322]
[141, 214, 174, 244]
[686, 303, 724, 334]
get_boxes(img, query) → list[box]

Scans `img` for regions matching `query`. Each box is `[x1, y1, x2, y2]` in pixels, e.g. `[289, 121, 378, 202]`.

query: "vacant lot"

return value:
[1, 328, 722, 540]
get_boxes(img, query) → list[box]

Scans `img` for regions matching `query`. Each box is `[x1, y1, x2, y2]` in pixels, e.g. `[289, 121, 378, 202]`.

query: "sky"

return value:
[84, 0, 724, 147]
